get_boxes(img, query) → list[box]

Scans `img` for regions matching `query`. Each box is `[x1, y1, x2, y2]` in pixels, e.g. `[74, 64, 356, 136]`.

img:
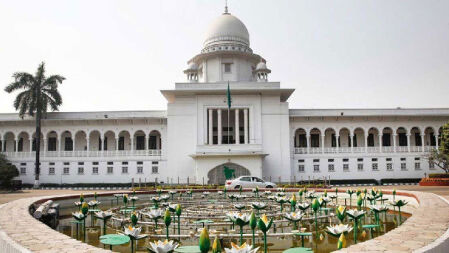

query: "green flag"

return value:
[226, 82, 231, 109]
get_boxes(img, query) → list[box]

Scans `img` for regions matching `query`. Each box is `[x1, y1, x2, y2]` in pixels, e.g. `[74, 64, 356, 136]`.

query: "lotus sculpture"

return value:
[148, 239, 179, 253]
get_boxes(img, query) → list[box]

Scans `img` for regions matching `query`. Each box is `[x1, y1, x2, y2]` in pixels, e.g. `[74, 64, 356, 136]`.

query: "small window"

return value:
[49, 167, 55, 175]
[20, 167, 26, 175]
[137, 161, 143, 165]
[387, 163, 393, 171]
[328, 164, 335, 172]
[63, 162, 70, 166]
[401, 158, 406, 161]
[122, 161, 128, 165]
[429, 162, 435, 170]
[372, 163, 378, 171]
[414, 157, 420, 161]
[386, 158, 392, 162]
[372, 158, 378, 162]
[415, 162, 421, 170]
[122, 167, 128, 174]
[78, 162, 84, 165]
[328, 159, 334, 162]
[152, 161, 159, 165]
[152, 166, 158, 174]
[343, 164, 349, 171]
[357, 163, 363, 171]
[224, 63, 232, 73]
[107, 161, 113, 165]
[298, 159, 305, 163]
[63, 167, 70, 175]
[298, 165, 305, 172]
[107, 167, 113, 174]
[240, 177, 251, 182]
[357, 158, 363, 162]
[93, 162, 99, 165]
[78, 167, 84, 174]
[313, 159, 320, 163]
[137, 167, 143, 174]
[401, 163, 407, 171]
[342, 158, 349, 162]
[20, 162, 26, 166]
[49, 162, 55, 166]
[92, 167, 99, 174]
[313, 165, 320, 172]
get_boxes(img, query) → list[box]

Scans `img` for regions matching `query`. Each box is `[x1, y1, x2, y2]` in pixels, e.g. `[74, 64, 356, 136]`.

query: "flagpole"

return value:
[227, 81, 230, 144]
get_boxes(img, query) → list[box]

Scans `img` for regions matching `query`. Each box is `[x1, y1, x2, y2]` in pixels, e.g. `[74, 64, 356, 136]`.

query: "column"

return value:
[100, 136, 104, 154]
[365, 135, 368, 153]
[243, 109, 249, 144]
[295, 133, 300, 148]
[392, 134, 397, 153]
[335, 135, 339, 153]
[86, 137, 90, 152]
[116, 137, 119, 151]
[145, 136, 149, 150]
[156, 136, 161, 149]
[321, 135, 325, 154]
[378, 134, 382, 153]
[421, 134, 425, 152]
[131, 136, 134, 151]
[306, 134, 310, 153]
[407, 134, 411, 152]
[235, 109, 240, 144]
[58, 136, 62, 152]
[208, 109, 213, 145]
[72, 136, 76, 153]
[435, 135, 439, 149]
[29, 138, 33, 152]
[218, 109, 222, 145]
[350, 134, 354, 153]
[43, 138, 47, 153]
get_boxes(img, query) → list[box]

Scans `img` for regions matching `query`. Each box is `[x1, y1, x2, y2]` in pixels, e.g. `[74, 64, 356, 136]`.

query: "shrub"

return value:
[0, 154, 19, 190]
[429, 173, 449, 178]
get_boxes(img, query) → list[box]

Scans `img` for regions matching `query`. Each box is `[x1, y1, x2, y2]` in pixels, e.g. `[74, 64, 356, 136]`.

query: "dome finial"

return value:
[224, 0, 229, 14]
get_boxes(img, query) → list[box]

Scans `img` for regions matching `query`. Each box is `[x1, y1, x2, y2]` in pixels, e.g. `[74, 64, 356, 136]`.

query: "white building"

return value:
[1, 8, 448, 186]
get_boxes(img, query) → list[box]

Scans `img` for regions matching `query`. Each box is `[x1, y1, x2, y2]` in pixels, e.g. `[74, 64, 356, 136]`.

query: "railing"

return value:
[294, 146, 437, 154]
[1, 149, 162, 158]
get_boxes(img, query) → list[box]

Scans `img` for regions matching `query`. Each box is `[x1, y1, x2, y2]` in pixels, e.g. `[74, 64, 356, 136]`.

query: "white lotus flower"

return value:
[296, 202, 310, 210]
[129, 196, 139, 201]
[326, 224, 353, 236]
[203, 191, 210, 195]
[267, 195, 275, 200]
[251, 202, 267, 209]
[227, 212, 251, 224]
[264, 191, 272, 195]
[124, 225, 143, 239]
[74, 201, 82, 206]
[235, 194, 247, 199]
[370, 205, 388, 212]
[234, 204, 246, 210]
[114, 194, 124, 197]
[169, 190, 177, 194]
[152, 196, 161, 202]
[346, 209, 366, 219]
[321, 197, 331, 203]
[94, 210, 113, 219]
[225, 242, 259, 253]
[145, 209, 164, 219]
[275, 196, 288, 203]
[217, 191, 224, 195]
[160, 195, 170, 201]
[88, 200, 100, 206]
[275, 192, 286, 197]
[284, 211, 304, 222]
[148, 239, 179, 253]
[72, 212, 85, 220]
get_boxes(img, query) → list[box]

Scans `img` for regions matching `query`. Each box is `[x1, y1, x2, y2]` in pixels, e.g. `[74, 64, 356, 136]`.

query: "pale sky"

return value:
[0, 0, 448, 113]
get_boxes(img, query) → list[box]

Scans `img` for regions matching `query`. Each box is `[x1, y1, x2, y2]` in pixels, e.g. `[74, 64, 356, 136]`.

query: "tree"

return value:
[4, 62, 65, 188]
[0, 154, 19, 189]
[428, 122, 449, 174]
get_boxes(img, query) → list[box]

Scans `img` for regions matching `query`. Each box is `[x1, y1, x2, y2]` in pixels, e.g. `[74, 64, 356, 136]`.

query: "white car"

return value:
[225, 176, 276, 190]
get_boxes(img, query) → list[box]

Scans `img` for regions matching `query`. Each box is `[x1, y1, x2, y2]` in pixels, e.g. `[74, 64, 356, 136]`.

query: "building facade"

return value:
[1, 9, 448, 186]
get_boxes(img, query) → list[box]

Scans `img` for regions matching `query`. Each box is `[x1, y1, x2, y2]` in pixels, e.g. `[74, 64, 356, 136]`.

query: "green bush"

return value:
[0, 154, 19, 190]
[429, 173, 449, 178]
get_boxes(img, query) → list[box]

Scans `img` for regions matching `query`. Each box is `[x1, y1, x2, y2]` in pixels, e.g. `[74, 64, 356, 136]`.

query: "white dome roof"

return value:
[203, 13, 250, 48]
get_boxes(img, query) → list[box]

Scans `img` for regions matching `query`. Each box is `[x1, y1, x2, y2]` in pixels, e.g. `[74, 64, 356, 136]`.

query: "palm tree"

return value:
[4, 62, 65, 188]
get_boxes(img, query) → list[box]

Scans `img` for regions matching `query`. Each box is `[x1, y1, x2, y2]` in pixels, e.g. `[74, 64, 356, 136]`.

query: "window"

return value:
[328, 164, 335, 172]
[415, 162, 421, 170]
[122, 167, 128, 174]
[343, 158, 349, 162]
[64, 162, 70, 165]
[386, 158, 392, 162]
[107, 167, 113, 174]
[415, 133, 422, 146]
[122, 161, 128, 165]
[137, 166, 143, 174]
[92, 167, 99, 175]
[18, 138, 23, 152]
[103, 137, 108, 151]
[382, 133, 391, 146]
[296, 134, 307, 147]
[118, 137, 125, 150]
[64, 137, 73, 151]
[137, 161, 143, 165]
[298, 165, 305, 172]
[387, 163, 393, 171]
[343, 164, 349, 171]
[311, 134, 320, 147]
[414, 157, 420, 161]
[107, 161, 113, 165]
[357, 158, 363, 162]
[93, 162, 99, 165]
[49, 162, 55, 166]
[367, 134, 374, 147]
[78, 167, 84, 174]
[352, 135, 358, 147]
[63, 167, 70, 175]
[152, 166, 158, 174]
[78, 162, 84, 165]
[372, 158, 378, 162]
[328, 159, 334, 162]
[313, 165, 320, 172]
[298, 159, 304, 163]
[224, 63, 232, 73]
[136, 136, 145, 150]
[48, 137, 57, 151]
[20, 162, 26, 166]
[20, 167, 26, 175]
[49, 167, 55, 175]
[372, 163, 378, 171]
[240, 177, 251, 182]
[398, 133, 407, 146]
[313, 159, 320, 163]
[152, 161, 159, 165]
[401, 163, 407, 171]
[357, 163, 363, 171]
[401, 158, 406, 161]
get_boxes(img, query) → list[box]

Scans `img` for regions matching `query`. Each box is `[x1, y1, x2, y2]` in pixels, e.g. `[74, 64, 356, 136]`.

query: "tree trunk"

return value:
[33, 87, 41, 189]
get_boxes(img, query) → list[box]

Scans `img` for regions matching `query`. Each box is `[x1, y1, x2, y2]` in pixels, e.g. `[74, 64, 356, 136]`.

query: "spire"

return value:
[224, 0, 229, 14]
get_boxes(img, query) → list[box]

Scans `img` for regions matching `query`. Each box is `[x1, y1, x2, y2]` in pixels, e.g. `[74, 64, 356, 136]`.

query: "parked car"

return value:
[225, 176, 276, 189]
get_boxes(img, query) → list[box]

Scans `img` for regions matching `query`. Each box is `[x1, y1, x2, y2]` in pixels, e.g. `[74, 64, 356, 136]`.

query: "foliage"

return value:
[429, 173, 449, 178]
[0, 154, 19, 189]
[428, 122, 449, 173]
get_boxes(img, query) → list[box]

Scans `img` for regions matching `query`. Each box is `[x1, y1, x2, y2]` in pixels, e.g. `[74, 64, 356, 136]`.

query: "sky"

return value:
[0, 0, 448, 113]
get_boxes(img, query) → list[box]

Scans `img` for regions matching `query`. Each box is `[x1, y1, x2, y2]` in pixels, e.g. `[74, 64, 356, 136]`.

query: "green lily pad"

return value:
[99, 234, 130, 246]
[175, 246, 201, 253]
[283, 247, 313, 253]
[362, 224, 380, 229]
[194, 219, 214, 224]
[294, 232, 312, 236]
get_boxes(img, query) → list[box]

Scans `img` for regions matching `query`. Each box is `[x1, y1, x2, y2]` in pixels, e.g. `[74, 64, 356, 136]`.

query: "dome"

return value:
[203, 13, 250, 49]
[187, 62, 198, 71]
[256, 61, 267, 70]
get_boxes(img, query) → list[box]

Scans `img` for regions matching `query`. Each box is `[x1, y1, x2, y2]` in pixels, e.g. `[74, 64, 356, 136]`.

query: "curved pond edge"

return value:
[0, 190, 447, 253]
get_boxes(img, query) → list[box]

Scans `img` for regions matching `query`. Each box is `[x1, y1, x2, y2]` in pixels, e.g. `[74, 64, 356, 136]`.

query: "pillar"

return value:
[43, 138, 47, 153]
[116, 137, 119, 151]
[335, 135, 339, 153]
[350, 134, 354, 153]
[145, 136, 149, 150]
[58, 136, 62, 152]
[208, 109, 213, 145]
[86, 137, 90, 152]
[306, 134, 310, 153]
[72, 136, 76, 152]
[14, 139, 18, 152]
[295, 133, 300, 148]
[29, 138, 33, 152]
[321, 135, 325, 154]
[218, 109, 222, 145]
[100, 137, 104, 153]
[235, 109, 240, 144]
[393, 134, 397, 153]
[365, 134, 368, 153]
[244, 108, 249, 144]
[407, 134, 411, 152]
[378, 134, 382, 153]
[421, 134, 425, 152]
[131, 136, 134, 151]
[435, 135, 439, 149]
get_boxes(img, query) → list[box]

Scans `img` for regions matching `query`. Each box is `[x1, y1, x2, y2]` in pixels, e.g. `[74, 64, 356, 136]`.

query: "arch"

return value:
[74, 130, 87, 151]
[396, 127, 408, 147]
[382, 127, 394, 147]
[133, 130, 146, 150]
[46, 131, 58, 151]
[367, 127, 380, 147]
[104, 130, 115, 151]
[207, 163, 250, 185]
[149, 130, 162, 150]
[3, 132, 16, 152]
[118, 130, 131, 151]
[31, 131, 44, 152]
[338, 128, 351, 147]
[88, 130, 102, 151]
[293, 128, 307, 148]
[324, 128, 337, 148]
[353, 127, 365, 147]
[309, 128, 321, 148]
[424, 127, 436, 146]
[408, 126, 420, 135]
[410, 127, 422, 146]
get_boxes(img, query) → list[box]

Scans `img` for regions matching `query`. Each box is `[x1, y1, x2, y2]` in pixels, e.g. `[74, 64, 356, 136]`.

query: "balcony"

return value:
[294, 146, 436, 155]
[1, 149, 162, 159]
